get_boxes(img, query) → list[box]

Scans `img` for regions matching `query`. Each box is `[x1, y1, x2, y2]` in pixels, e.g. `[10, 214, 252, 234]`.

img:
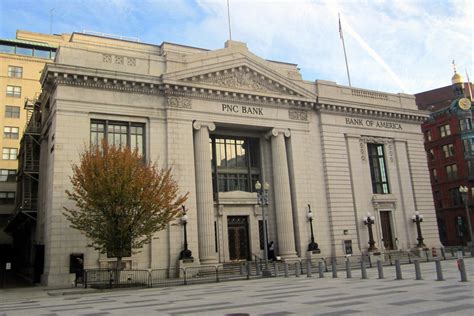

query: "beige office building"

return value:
[0, 31, 69, 245]
[10, 33, 440, 286]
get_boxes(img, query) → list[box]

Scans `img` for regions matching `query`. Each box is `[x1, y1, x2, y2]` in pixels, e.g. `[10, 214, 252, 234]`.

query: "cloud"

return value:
[1, 0, 472, 94]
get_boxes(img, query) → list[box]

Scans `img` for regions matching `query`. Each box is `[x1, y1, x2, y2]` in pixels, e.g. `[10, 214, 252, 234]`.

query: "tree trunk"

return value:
[114, 257, 123, 286]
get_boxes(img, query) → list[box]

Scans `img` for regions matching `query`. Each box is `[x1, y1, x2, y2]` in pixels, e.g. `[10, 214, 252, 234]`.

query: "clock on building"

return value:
[458, 97, 472, 111]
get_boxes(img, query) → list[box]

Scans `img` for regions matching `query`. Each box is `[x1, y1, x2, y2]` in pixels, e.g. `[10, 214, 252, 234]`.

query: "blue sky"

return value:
[0, 0, 472, 94]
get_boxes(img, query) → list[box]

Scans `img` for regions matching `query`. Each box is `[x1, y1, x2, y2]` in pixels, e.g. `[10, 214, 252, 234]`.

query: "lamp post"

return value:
[255, 180, 271, 276]
[179, 205, 193, 260]
[459, 185, 474, 254]
[306, 204, 320, 253]
[411, 211, 425, 248]
[363, 212, 377, 252]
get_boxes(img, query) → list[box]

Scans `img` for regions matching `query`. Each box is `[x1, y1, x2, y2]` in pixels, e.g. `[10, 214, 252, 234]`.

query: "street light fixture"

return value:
[255, 180, 271, 277]
[459, 185, 474, 254]
[306, 204, 320, 253]
[363, 212, 377, 252]
[179, 205, 193, 260]
[411, 211, 425, 248]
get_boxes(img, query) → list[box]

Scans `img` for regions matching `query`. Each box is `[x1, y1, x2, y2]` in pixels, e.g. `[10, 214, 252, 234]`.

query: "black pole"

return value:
[179, 205, 193, 260]
[413, 214, 426, 248]
[307, 204, 320, 253]
[367, 220, 376, 252]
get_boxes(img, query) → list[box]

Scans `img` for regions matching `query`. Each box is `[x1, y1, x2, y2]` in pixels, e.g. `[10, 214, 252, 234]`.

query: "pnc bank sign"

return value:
[221, 103, 264, 116]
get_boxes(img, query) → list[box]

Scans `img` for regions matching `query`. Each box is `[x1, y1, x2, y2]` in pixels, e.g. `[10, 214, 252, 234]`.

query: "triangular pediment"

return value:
[162, 49, 316, 100]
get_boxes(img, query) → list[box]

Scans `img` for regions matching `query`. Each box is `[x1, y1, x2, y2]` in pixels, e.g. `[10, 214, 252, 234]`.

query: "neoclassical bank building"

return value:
[8, 33, 441, 286]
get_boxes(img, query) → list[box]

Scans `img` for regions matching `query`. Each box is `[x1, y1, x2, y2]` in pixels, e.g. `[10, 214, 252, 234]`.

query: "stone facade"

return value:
[32, 33, 440, 286]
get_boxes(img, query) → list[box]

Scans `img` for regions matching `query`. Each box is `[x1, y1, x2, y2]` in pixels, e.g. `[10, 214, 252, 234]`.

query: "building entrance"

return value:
[227, 216, 250, 261]
[380, 211, 395, 250]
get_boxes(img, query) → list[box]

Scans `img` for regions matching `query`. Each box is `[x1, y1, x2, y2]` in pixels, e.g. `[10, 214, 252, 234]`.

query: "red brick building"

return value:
[415, 74, 473, 246]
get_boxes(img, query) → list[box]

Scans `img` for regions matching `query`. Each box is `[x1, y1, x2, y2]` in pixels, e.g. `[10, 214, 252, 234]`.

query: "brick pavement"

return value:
[0, 258, 473, 315]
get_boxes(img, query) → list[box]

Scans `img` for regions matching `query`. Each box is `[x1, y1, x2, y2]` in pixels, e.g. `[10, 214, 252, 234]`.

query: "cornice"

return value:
[163, 82, 315, 109]
[316, 102, 428, 123]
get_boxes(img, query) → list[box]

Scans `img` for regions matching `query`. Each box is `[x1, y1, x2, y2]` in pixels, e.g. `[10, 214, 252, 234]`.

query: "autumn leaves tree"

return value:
[64, 141, 187, 269]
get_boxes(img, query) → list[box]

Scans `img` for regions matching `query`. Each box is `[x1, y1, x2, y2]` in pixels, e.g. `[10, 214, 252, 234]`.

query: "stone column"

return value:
[193, 121, 218, 264]
[268, 128, 298, 259]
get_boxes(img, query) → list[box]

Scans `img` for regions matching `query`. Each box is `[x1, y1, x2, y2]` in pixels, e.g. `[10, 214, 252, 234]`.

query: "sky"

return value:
[0, 0, 472, 95]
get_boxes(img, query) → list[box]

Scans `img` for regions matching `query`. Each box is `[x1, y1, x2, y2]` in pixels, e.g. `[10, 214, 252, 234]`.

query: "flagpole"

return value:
[466, 70, 473, 101]
[227, 0, 232, 41]
[339, 13, 352, 87]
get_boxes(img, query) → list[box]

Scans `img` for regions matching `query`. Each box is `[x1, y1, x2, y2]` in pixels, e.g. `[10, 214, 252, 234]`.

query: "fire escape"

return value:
[6, 97, 41, 231]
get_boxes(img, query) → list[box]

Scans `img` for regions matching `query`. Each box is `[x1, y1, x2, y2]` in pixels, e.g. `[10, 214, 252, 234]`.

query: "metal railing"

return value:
[83, 247, 469, 289]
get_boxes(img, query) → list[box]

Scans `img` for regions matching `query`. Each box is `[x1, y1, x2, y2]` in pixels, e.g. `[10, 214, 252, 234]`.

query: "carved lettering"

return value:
[345, 117, 403, 130]
[221, 103, 263, 116]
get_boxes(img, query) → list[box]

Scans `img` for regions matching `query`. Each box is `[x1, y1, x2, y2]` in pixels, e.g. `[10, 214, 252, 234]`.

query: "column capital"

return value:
[265, 128, 291, 139]
[193, 121, 216, 132]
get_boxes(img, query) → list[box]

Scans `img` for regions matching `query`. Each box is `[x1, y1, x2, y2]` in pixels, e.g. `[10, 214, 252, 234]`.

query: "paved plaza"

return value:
[0, 258, 473, 315]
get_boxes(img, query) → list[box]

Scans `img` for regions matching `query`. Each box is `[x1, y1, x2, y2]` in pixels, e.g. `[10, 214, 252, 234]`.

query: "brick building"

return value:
[416, 73, 473, 246]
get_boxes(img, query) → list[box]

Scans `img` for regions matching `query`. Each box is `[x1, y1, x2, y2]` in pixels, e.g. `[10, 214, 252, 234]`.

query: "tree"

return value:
[64, 141, 188, 270]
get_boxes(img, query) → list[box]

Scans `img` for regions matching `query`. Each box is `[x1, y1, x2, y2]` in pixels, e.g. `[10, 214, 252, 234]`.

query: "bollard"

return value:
[284, 262, 289, 278]
[435, 259, 444, 281]
[240, 263, 244, 275]
[360, 260, 367, 279]
[332, 259, 337, 278]
[414, 260, 422, 280]
[256, 261, 261, 275]
[307, 260, 312, 278]
[295, 262, 301, 277]
[274, 261, 279, 277]
[377, 260, 384, 279]
[395, 259, 403, 280]
[345, 258, 352, 278]
[459, 259, 468, 282]
[318, 261, 324, 278]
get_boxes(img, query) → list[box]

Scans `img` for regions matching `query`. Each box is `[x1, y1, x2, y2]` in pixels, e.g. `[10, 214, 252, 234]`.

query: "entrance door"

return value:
[227, 216, 250, 261]
[380, 211, 395, 250]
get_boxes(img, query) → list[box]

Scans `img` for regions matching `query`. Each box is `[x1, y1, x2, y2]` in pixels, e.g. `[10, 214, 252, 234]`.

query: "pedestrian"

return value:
[268, 241, 276, 261]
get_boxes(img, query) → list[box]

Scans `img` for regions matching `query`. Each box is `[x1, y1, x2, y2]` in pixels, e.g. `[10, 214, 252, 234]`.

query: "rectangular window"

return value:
[5, 106, 20, 118]
[459, 118, 472, 131]
[34, 49, 52, 59]
[15, 47, 33, 56]
[449, 188, 463, 206]
[439, 124, 451, 138]
[90, 120, 145, 156]
[6, 86, 21, 98]
[425, 130, 432, 141]
[0, 191, 15, 204]
[442, 143, 454, 158]
[367, 143, 390, 194]
[468, 160, 474, 177]
[445, 164, 457, 180]
[427, 148, 435, 160]
[210, 136, 260, 194]
[0, 44, 15, 54]
[431, 168, 438, 183]
[463, 138, 474, 155]
[0, 169, 16, 182]
[8, 66, 23, 78]
[3, 126, 19, 139]
[2, 148, 17, 160]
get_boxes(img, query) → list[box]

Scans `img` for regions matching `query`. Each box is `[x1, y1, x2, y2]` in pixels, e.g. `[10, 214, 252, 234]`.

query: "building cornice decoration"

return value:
[191, 68, 286, 95]
[288, 109, 308, 121]
[372, 194, 397, 209]
[46, 71, 158, 95]
[163, 83, 315, 109]
[359, 136, 394, 163]
[102, 53, 136, 67]
[316, 102, 427, 123]
[167, 96, 192, 109]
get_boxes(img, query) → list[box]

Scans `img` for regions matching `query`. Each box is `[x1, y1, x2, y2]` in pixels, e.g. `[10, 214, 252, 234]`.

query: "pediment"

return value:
[162, 52, 316, 100]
